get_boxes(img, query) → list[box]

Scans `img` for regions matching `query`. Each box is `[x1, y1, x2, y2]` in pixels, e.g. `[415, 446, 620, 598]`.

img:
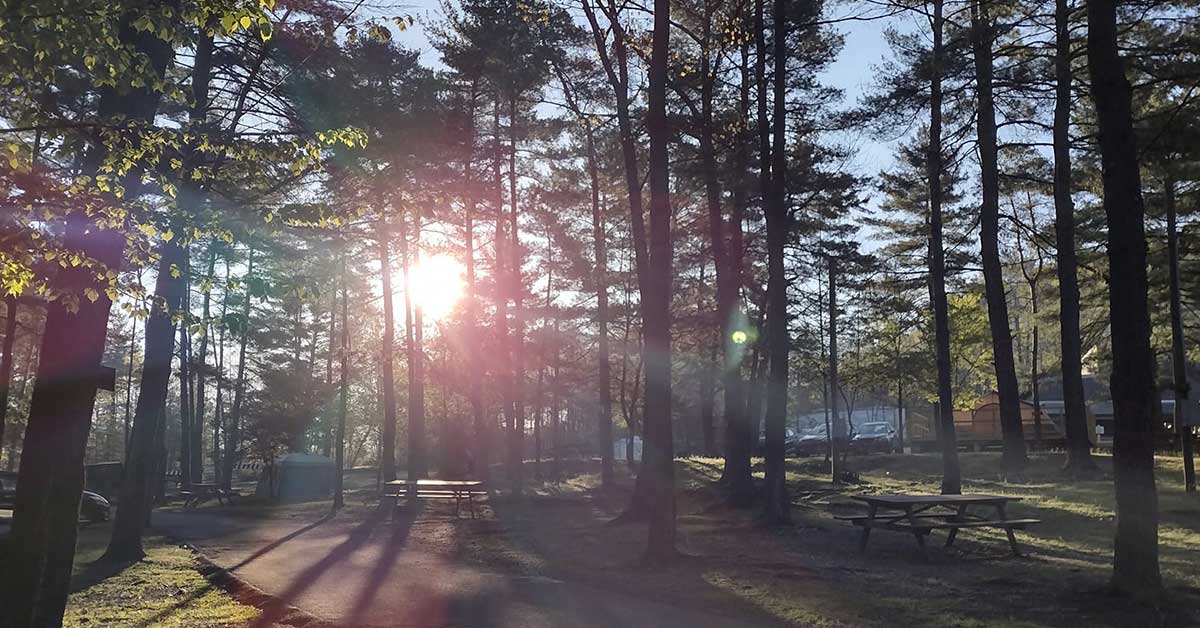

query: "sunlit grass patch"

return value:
[64, 541, 259, 628]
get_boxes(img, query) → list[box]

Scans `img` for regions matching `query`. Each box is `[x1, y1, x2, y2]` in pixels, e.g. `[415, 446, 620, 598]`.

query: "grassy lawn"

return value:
[491, 451, 1200, 628]
[62, 524, 260, 628]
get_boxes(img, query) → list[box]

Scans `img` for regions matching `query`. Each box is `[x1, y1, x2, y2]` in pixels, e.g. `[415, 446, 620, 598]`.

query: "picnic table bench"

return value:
[383, 479, 485, 519]
[180, 483, 236, 508]
[838, 494, 1040, 556]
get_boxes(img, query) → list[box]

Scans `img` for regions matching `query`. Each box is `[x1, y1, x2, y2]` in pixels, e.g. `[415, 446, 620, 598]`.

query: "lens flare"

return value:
[408, 254, 464, 321]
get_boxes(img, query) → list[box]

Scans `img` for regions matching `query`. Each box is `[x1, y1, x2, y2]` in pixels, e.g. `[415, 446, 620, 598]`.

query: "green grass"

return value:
[64, 531, 259, 628]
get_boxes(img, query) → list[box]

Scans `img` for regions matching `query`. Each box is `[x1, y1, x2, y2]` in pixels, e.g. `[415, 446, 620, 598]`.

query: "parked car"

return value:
[757, 427, 799, 455]
[790, 425, 829, 457]
[80, 490, 111, 523]
[850, 422, 898, 454]
[0, 471, 110, 523]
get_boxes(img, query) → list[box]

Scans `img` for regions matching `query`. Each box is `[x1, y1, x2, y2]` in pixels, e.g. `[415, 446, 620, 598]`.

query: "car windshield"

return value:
[861, 423, 891, 435]
[803, 425, 827, 436]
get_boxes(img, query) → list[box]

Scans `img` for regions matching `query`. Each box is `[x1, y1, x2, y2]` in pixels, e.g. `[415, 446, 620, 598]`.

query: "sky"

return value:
[367, 0, 907, 181]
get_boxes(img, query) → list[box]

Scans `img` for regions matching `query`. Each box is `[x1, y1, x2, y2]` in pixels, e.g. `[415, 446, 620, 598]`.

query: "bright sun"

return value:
[408, 254, 465, 321]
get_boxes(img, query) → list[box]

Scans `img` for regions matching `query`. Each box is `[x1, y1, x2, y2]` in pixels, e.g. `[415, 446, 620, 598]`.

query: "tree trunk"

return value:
[1052, 0, 1096, 477]
[971, 0, 1026, 476]
[585, 124, 615, 487]
[761, 0, 790, 524]
[491, 99, 515, 490]
[509, 92, 525, 496]
[333, 250, 349, 510]
[104, 237, 188, 562]
[178, 251, 194, 488]
[1165, 175, 1194, 492]
[0, 297, 17, 460]
[1086, 0, 1162, 595]
[927, 0, 961, 495]
[191, 244, 216, 483]
[401, 211, 427, 481]
[379, 214, 398, 483]
[222, 249, 254, 493]
[829, 260, 845, 481]
[642, 0, 676, 563]
[463, 82, 487, 480]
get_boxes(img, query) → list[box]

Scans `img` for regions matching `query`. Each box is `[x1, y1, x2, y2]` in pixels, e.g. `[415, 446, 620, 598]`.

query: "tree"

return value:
[0, 5, 176, 624]
[971, 0, 1026, 476]
[641, 0, 677, 564]
[1051, 0, 1097, 477]
[1086, 0, 1162, 597]
[927, 0, 962, 495]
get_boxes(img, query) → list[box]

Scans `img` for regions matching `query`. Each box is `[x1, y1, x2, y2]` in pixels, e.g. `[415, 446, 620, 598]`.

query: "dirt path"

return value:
[154, 504, 781, 628]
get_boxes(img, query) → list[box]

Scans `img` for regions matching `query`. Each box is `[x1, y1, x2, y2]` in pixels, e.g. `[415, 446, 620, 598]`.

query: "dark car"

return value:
[757, 427, 799, 456]
[790, 425, 829, 457]
[850, 422, 898, 454]
[80, 490, 111, 523]
[1, 471, 110, 523]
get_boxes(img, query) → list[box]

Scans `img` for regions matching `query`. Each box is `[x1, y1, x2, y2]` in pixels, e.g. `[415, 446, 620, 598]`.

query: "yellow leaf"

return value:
[240, 15, 252, 29]
[84, 288, 99, 303]
[162, 228, 174, 242]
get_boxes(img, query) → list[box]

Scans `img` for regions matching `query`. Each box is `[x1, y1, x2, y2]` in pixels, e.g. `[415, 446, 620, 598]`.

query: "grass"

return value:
[486, 451, 1198, 628]
[63, 527, 260, 628]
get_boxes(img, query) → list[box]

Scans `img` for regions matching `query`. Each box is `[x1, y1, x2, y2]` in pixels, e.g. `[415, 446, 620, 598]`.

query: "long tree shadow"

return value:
[341, 504, 418, 627]
[248, 509, 394, 628]
[228, 511, 337, 571]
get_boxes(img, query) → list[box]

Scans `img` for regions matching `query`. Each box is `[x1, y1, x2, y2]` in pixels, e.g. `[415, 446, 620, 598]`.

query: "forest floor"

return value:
[48, 452, 1200, 628]
[505, 451, 1200, 628]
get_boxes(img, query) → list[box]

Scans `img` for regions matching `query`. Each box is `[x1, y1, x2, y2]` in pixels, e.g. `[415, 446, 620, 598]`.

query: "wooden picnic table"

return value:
[840, 494, 1040, 556]
[383, 479, 485, 518]
[181, 483, 234, 508]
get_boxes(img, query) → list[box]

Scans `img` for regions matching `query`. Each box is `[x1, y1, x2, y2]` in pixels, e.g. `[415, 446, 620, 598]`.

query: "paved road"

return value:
[155, 507, 774, 628]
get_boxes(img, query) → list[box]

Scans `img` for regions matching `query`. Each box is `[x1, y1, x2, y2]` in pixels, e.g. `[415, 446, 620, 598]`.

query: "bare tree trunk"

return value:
[379, 214, 398, 483]
[509, 92, 525, 496]
[1053, 0, 1095, 477]
[333, 249, 349, 511]
[179, 250, 194, 490]
[0, 297, 17, 460]
[105, 237, 187, 562]
[401, 211, 427, 481]
[585, 124, 615, 487]
[971, 0, 1025, 476]
[1086, 0, 1162, 595]
[642, 0, 676, 563]
[761, 0, 790, 524]
[463, 81, 487, 480]
[222, 249, 254, 493]
[927, 0, 961, 495]
[492, 99, 515, 490]
[829, 260, 845, 481]
[1165, 175, 1194, 492]
[191, 244, 216, 482]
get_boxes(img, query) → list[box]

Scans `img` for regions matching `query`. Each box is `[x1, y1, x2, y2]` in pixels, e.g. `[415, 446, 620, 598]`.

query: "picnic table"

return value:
[383, 479, 485, 519]
[839, 494, 1040, 556]
[180, 483, 234, 508]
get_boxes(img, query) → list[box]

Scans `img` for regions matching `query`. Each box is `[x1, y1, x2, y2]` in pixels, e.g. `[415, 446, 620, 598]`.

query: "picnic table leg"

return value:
[858, 504, 877, 553]
[996, 502, 1022, 556]
[468, 493, 476, 519]
[944, 504, 969, 548]
[454, 490, 461, 518]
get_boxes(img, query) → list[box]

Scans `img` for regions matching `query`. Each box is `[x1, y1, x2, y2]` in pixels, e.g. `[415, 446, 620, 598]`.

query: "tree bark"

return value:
[462, 81, 487, 480]
[222, 248, 254, 493]
[761, 0, 791, 524]
[0, 297, 17, 460]
[1164, 175, 1194, 492]
[401, 210, 427, 481]
[587, 125, 615, 487]
[378, 214, 398, 483]
[926, 0, 961, 495]
[333, 249, 349, 510]
[1086, 0, 1162, 595]
[104, 237, 187, 562]
[971, 0, 1026, 476]
[508, 92, 525, 496]
[1052, 0, 1096, 477]
[491, 99, 515, 490]
[829, 260, 845, 481]
[642, 0, 676, 563]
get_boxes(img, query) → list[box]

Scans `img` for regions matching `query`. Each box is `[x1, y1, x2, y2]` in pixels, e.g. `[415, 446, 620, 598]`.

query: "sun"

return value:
[408, 254, 465, 321]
